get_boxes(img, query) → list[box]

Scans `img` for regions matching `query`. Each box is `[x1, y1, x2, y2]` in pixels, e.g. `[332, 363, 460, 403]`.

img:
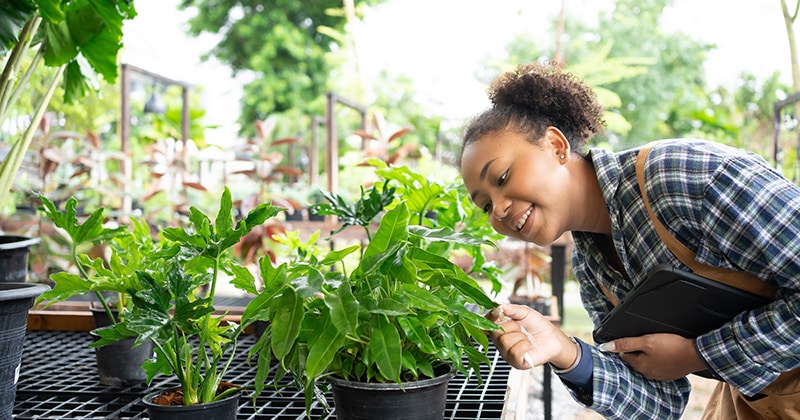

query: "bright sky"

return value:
[121, 0, 793, 145]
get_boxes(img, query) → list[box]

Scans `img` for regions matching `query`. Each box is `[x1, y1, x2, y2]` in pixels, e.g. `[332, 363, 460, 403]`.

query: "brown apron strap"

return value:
[635, 143, 778, 300]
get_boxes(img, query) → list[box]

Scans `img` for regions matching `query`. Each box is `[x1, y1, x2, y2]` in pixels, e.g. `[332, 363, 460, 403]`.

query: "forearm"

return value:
[581, 346, 691, 419]
[696, 292, 800, 395]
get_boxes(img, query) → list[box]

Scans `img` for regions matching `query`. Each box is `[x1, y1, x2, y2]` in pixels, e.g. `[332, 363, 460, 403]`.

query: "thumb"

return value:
[497, 303, 534, 322]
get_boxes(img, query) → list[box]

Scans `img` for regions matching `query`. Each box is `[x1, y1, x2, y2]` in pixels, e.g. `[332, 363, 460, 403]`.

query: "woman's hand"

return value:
[486, 304, 577, 370]
[598, 333, 707, 380]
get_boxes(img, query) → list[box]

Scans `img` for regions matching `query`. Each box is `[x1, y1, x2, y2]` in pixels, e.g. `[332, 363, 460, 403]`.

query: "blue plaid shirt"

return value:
[566, 139, 800, 419]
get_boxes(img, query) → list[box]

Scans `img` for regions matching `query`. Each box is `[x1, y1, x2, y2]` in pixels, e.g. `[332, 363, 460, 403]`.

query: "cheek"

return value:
[489, 218, 512, 235]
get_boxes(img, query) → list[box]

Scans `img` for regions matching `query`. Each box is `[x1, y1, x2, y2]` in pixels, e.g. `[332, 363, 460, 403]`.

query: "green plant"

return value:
[0, 1, 137, 209]
[36, 187, 284, 406]
[242, 160, 505, 414]
[34, 194, 134, 323]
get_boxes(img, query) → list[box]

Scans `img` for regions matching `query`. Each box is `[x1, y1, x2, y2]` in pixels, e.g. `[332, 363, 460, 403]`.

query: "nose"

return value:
[492, 199, 510, 221]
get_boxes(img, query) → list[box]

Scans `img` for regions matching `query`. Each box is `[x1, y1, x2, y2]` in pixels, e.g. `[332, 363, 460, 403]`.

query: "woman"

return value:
[459, 62, 800, 419]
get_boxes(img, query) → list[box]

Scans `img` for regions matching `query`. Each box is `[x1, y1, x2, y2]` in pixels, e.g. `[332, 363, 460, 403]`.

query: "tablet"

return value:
[593, 263, 772, 344]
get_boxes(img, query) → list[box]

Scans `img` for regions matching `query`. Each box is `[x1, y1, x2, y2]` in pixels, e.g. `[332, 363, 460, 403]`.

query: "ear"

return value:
[544, 127, 570, 163]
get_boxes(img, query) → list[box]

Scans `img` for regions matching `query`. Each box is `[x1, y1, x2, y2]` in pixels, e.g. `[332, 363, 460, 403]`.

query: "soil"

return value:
[150, 382, 239, 406]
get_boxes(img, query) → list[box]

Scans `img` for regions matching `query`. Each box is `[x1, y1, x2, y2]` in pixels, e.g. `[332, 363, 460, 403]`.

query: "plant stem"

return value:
[0, 14, 41, 123]
[72, 243, 116, 325]
[0, 64, 64, 208]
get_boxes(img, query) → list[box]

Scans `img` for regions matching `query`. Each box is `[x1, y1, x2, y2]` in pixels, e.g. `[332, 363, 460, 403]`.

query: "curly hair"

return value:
[460, 61, 605, 162]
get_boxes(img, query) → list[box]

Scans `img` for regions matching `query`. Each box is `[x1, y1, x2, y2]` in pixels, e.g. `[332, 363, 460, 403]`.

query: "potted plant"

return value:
[36, 187, 283, 419]
[242, 161, 505, 419]
[34, 194, 158, 386]
[0, 4, 136, 406]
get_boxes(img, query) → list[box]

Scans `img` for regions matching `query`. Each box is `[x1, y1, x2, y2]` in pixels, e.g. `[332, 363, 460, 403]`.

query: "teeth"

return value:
[516, 208, 531, 230]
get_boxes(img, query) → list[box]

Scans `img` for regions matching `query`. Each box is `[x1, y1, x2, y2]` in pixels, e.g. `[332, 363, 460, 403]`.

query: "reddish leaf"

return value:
[86, 130, 101, 149]
[272, 166, 303, 177]
[70, 168, 91, 178]
[271, 137, 300, 146]
[352, 129, 376, 140]
[386, 128, 412, 143]
[182, 181, 208, 191]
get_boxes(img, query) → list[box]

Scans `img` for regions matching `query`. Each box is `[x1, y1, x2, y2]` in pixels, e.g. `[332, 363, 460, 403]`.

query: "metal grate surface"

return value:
[13, 330, 510, 419]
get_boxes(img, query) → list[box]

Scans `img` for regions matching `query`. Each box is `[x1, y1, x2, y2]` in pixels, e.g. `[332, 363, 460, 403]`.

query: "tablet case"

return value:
[593, 263, 772, 344]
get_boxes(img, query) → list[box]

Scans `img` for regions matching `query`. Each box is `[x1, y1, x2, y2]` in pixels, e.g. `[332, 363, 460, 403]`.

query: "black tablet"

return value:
[593, 263, 772, 344]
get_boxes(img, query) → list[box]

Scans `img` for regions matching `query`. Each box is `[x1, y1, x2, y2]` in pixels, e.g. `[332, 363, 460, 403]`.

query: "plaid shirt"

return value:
[568, 139, 800, 419]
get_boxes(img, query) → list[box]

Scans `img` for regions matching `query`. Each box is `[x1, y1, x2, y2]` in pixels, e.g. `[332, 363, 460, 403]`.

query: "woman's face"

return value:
[460, 127, 571, 246]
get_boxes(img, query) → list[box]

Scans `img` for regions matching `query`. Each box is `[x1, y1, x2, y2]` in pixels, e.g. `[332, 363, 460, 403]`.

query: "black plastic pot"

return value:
[0, 282, 49, 419]
[90, 328, 153, 387]
[142, 389, 240, 420]
[327, 365, 454, 420]
[89, 303, 119, 328]
[0, 236, 40, 283]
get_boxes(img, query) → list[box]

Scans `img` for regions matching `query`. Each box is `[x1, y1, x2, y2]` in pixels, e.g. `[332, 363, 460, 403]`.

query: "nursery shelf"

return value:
[13, 330, 520, 419]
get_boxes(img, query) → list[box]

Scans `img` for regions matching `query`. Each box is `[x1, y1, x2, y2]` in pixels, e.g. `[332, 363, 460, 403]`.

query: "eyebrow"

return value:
[470, 158, 496, 202]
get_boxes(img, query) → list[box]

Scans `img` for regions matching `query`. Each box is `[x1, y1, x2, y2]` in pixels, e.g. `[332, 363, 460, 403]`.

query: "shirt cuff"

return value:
[555, 338, 593, 387]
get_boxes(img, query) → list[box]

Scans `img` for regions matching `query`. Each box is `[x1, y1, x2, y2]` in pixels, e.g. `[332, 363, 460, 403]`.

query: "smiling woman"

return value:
[458, 61, 800, 420]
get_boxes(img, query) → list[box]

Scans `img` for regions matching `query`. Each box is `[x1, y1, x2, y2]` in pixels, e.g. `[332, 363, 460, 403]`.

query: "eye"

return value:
[497, 170, 508, 186]
[481, 200, 492, 214]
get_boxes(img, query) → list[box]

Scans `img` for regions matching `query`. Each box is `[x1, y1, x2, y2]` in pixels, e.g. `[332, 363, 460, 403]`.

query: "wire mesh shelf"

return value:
[13, 330, 510, 419]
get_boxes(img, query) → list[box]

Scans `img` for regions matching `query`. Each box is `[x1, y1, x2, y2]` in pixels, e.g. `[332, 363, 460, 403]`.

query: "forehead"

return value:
[461, 131, 525, 171]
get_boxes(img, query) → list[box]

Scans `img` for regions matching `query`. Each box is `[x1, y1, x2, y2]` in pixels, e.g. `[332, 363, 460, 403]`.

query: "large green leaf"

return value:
[362, 203, 408, 260]
[36, 271, 93, 305]
[397, 284, 447, 312]
[398, 317, 436, 354]
[0, 0, 36, 53]
[305, 316, 344, 380]
[324, 281, 359, 336]
[270, 290, 304, 364]
[369, 316, 401, 381]
[408, 225, 489, 247]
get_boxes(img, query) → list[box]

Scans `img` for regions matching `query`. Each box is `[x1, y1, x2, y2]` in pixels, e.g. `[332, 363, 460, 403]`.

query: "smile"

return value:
[515, 207, 532, 231]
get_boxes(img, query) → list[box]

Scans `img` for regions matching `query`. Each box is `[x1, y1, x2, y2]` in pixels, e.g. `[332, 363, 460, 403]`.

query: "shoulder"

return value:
[644, 139, 767, 173]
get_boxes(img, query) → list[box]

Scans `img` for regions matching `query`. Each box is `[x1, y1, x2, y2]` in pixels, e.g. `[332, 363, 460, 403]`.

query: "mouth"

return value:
[514, 207, 533, 231]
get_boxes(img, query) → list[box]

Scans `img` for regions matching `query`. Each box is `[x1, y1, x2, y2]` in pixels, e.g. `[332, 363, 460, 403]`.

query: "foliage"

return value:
[0, 0, 137, 208]
[36, 187, 285, 406]
[242, 161, 503, 415]
[35, 194, 143, 319]
[177, 0, 385, 137]
[594, 0, 711, 147]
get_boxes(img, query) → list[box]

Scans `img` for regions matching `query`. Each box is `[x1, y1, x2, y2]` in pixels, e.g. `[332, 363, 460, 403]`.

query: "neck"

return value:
[572, 158, 613, 235]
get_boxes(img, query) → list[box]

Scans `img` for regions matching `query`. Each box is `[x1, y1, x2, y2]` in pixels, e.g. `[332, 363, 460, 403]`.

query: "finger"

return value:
[497, 304, 534, 322]
[498, 334, 534, 369]
[486, 305, 506, 322]
[603, 337, 643, 354]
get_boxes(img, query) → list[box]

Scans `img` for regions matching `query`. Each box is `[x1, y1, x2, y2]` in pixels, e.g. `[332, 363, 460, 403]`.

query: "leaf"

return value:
[270, 290, 304, 364]
[35, 271, 93, 306]
[305, 316, 344, 380]
[228, 262, 258, 295]
[372, 298, 411, 316]
[398, 317, 436, 354]
[369, 317, 402, 381]
[397, 285, 447, 312]
[448, 270, 497, 309]
[408, 225, 489, 246]
[0, 1, 36, 54]
[324, 281, 359, 336]
[43, 19, 77, 67]
[318, 244, 359, 266]
[214, 187, 234, 238]
[362, 203, 408, 260]
[291, 265, 325, 299]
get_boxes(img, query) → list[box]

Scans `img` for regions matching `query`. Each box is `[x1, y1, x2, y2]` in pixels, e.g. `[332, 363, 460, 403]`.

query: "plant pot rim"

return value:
[0, 282, 49, 302]
[141, 387, 243, 410]
[326, 365, 455, 391]
[0, 235, 40, 250]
